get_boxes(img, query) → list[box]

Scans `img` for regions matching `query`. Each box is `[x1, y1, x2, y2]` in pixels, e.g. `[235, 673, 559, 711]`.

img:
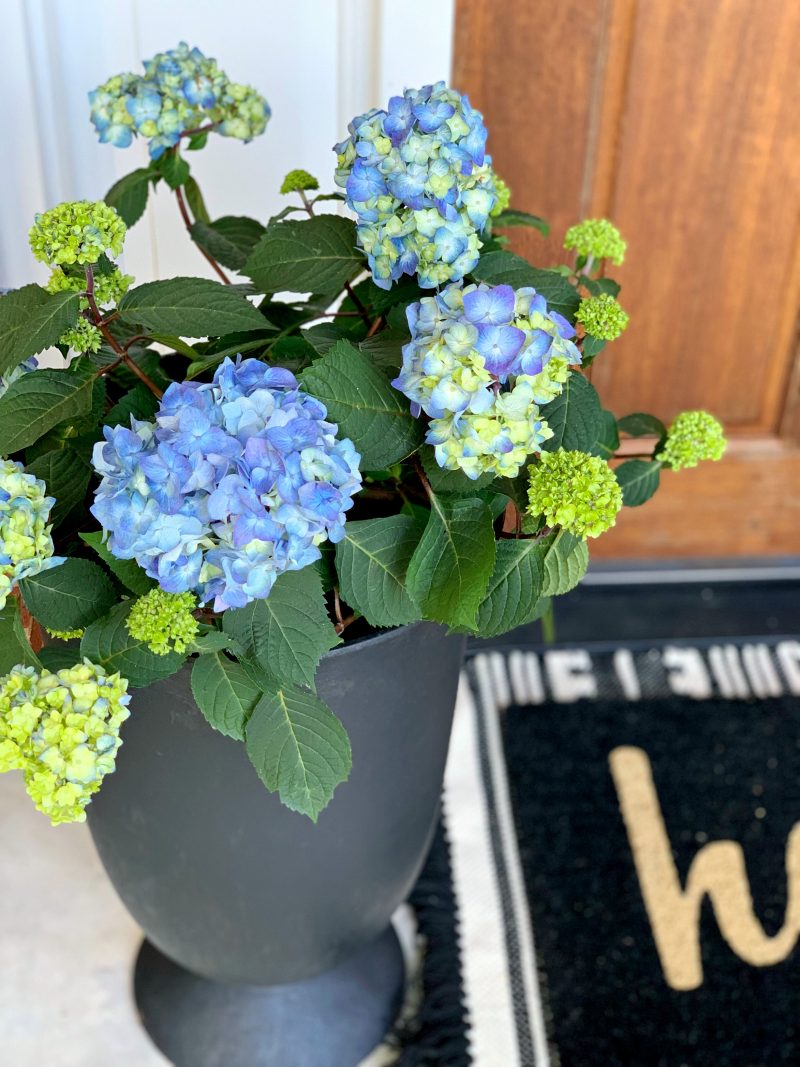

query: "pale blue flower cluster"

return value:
[0, 458, 64, 610]
[334, 82, 499, 289]
[89, 42, 270, 159]
[392, 282, 582, 479]
[91, 358, 362, 612]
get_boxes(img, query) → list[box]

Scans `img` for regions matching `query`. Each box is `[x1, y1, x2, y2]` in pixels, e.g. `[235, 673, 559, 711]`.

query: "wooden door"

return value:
[455, 0, 800, 558]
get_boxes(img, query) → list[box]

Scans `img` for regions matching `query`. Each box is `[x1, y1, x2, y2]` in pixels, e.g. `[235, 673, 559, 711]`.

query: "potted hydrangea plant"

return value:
[0, 43, 726, 1067]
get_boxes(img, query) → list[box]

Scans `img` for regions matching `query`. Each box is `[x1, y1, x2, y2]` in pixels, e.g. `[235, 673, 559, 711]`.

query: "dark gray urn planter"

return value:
[87, 622, 465, 1067]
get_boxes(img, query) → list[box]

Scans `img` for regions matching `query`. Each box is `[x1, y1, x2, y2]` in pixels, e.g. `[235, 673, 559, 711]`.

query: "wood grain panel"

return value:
[456, 0, 800, 558]
[455, 0, 606, 266]
[594, 443, 800, 558]
[590, 0, 800, 430]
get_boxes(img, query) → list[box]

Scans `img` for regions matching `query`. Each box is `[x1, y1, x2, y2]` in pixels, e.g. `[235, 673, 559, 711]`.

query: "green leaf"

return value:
[149, 334, 202, 359]
[104, 383, 160, 428]
[541, 530, 589, 596]
[0, 597, 40, 674]
[581, 336, 606, 365]
[184, 176, 210, 222]
[0, 286, 80, 376]
[615, 459, 661, 506]
[158, 151, 190, 189]
[474, 538, 547, 637]
[617, 412, 667, 438]
[492, 210, 549, 235]
[588, 409, 620, 459]
[79, 531, 156, 595]
[245, 684, 351, 821]
[190, 629, 237, 654]
[104, 168, 152, 227]
[0, 364, 95, 453]
[584, 276, 621, 298]
[541, 373, 603, 453]
[38, 645, 80, 672]
[421, 445, 495, 495]
[406, 495, 496, 629]
[244, 215, 363, 295]
[358, 330, 408, 377]
[301, 340, 422, 468]
[191, 652, 262, 741]
[186, 131, 209, 151]
[26, 449, 91, 526]
[80, 601, 185, 687]
[223, 567, 340, 690]
[119, 277, 268, 336]
[19, 558, 118, 631]
[190, 217, 266, 272]
[335, 516, 424, 627]
[472, 253, 580, 321]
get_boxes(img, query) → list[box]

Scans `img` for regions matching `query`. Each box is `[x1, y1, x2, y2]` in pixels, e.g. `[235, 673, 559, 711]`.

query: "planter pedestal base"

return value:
[134, 927, 406, 1067]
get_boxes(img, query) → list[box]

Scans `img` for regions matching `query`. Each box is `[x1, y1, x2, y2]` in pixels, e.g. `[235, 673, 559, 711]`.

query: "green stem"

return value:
[540, 601, 556, 645]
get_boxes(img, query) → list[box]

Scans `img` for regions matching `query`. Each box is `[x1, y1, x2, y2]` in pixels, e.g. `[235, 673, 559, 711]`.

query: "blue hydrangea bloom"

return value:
[334, 82, 500, 289]
[89, 43, 270, 160]
[0, 458, 64, 609]
[91, 358, 362, 611]
[392, 281, 582, 478]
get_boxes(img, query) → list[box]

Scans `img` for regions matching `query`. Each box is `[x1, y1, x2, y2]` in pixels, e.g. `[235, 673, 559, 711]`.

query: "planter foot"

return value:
[133, 926, 406, 1067]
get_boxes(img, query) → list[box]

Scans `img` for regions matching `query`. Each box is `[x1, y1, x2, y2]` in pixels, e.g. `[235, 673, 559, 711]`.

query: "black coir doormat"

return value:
[459, 641, 800, 1067]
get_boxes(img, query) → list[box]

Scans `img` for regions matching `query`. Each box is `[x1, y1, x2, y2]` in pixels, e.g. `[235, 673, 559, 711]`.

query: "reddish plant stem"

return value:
[85, 267, 164, 399]
[412, 453, 433, 501]
[180, 123, 217, 139]
[366, 314, 383, 337]
[173, 182, 232, 285]
[13, 588, 44, 654]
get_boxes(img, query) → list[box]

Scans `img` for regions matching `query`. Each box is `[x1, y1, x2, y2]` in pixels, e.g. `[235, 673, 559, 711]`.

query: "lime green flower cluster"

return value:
[0, 661, 130, 825]
[523, 354, 572, 405]
[657, 410, 727, 471]
[490, 176, 511, 218]
[46, 260, 133, 354]
[528, 450, 623, 538]
[46, 628, 85, 641]
[280, 169, 319, 195]
[575, 293, 629, 341]
[28, 200, 126, 267]
[564, 218, 626, 266]
[127, 588, 199, 655]
[0, 459, 64, 610]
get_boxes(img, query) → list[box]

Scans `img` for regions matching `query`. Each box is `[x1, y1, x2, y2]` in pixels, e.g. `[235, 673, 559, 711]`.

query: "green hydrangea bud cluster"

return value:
[527, 449, 623, 539]
[0, 459, 63, 610]
[45, 628, 85, 641]
[564, 218, 626, 266]
[575, 293, 629, 341]
[524, 354, 572, 405]
[46, 260, 133, 353]
[0, 660, 130, 825]
[47, 263, 132, 304]
[490, 176, 511, 218]
[59, 320, 102, 354]
[657, 410, 727, 471]
[28, 200, 126, 267]
[127, 588, 199, 655]
[280, 169, 320, 194]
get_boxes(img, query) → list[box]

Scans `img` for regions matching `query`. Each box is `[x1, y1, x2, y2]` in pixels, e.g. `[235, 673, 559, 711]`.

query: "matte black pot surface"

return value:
[88, 622, 464, 987]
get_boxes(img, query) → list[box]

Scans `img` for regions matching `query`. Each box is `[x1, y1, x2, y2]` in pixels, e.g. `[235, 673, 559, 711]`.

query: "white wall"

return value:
[0, 0, 454, 289]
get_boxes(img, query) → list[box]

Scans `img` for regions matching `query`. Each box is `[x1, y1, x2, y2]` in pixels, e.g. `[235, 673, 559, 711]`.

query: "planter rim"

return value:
[322, 620, 427, 662]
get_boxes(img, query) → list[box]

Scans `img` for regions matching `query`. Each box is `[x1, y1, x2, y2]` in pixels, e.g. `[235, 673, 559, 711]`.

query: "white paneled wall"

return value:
[0, 0, 454, 288]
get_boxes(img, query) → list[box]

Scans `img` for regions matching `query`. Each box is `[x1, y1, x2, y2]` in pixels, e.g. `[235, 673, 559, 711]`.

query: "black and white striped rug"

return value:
[399, 638, 800, 1066]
